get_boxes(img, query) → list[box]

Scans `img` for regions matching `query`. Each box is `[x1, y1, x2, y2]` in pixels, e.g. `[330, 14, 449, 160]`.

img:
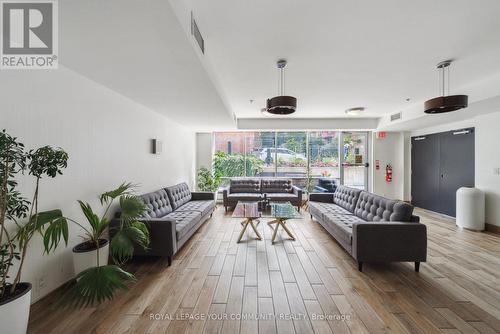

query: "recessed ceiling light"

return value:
[345, 107, 365, 116]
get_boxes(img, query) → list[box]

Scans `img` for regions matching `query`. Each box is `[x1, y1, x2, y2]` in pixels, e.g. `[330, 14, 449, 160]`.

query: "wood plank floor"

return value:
[28, 207, 500, 334]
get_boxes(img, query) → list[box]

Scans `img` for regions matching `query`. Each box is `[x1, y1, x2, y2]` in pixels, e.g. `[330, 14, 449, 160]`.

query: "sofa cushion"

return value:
[227, 193, 262, 201]
[309, 202, 353, 218]
[354, 191, 414, 222]
[323, 213, 365, 245]
[141, 189, 173, 218]
[176, 200, 215, 217]
[165, 211, 201, 240]
[166, 183, 192, 210]
[261, 179, 293, 193]
[333, 186, 362, 212]
[230, 178, 261, 194]
[266, 193, 297, 200]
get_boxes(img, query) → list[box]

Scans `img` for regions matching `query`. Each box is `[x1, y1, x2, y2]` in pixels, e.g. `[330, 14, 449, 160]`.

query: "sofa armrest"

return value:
[308, 193, 334, 203]
[352, 222, 427, 263]
[111, 217, 177, 256]
[191, 191, 215, 201]
[292, 185, 302, 199]
[221, 186, 230, 205]
[410, 215, 420, 223]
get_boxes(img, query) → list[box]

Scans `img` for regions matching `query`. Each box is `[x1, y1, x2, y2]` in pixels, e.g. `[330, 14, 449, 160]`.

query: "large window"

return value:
[309, 131, 340, 191]
[212, 131, 368, 190]
[276, 132, 307, 178]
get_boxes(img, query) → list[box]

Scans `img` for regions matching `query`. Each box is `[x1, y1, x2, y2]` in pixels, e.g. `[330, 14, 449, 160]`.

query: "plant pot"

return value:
[0, 282, 32, 334]
[72, 239, 109, 276]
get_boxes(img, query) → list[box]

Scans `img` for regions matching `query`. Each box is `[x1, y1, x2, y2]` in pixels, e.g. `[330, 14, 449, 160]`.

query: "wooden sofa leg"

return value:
[167, 256, 172, 266]
[224, 206, 228, 213]
[358, 262, 363, 272]
[415, 262, 420, 272]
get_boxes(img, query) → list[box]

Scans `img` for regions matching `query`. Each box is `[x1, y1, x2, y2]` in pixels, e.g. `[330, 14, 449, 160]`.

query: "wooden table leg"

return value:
[237, 219, 250, 243]
[249, 219, 262, 240]
[280, 220, 296, 241]
[238, 218, 262, 243]
[270, 219, 295, 243]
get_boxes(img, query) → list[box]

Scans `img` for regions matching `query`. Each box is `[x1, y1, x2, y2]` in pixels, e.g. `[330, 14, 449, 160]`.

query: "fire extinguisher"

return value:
[385, 164, 393, 183]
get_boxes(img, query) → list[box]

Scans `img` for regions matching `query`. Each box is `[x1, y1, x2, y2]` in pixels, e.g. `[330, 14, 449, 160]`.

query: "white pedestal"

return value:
[456, 187, 485, 231]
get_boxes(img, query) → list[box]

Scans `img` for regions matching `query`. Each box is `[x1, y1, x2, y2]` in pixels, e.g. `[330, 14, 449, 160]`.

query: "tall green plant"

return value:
[0, 130, 69, 300]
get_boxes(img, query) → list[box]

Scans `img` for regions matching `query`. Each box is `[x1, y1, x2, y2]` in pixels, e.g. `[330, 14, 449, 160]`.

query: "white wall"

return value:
[371, 132, 407, 200]
[195, 133, 214, 190]
[0, 66, 195, 302]
[410, 111, 500, 227]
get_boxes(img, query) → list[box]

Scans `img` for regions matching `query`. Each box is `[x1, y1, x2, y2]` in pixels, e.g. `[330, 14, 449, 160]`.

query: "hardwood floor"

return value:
[28, 207, 500, 334]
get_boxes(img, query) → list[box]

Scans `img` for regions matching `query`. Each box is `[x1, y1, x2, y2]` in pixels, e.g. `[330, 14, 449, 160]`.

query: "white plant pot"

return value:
[72, 239, 109, 276]
[0, 283, 31, 334]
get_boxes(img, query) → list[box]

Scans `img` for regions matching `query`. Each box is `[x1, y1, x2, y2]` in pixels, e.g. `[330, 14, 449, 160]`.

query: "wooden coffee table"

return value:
[232, 201, 262, 243]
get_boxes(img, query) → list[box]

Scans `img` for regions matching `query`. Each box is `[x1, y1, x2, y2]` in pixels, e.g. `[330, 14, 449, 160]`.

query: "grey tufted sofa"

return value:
[111, 183, 215, 265]
[222, 178, 302, 212]
[309, 186, 426, 272]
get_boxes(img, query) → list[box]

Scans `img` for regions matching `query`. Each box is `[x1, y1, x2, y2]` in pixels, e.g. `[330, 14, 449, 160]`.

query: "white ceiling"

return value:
[58, 0, 500, 131]
[170, 0, 500, 124]
[59, 0, 234, 131]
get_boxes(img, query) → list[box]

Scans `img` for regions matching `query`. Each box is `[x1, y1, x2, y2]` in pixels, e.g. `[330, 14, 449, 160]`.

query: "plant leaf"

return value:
[42, 216, 69, 254]
[99, 182, 135, 205]
[57, 265, 135, 309]
[110, 230, 134, 265]
[119, 195, 146, 224]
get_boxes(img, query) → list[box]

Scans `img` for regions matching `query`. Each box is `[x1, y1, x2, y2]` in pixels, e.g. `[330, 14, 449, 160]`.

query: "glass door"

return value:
[341, 132, 368, 190]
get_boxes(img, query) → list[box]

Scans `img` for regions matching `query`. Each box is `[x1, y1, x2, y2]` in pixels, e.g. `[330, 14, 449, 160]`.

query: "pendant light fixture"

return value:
[424, 60, 468, 114]
[262, 59, 297, 115]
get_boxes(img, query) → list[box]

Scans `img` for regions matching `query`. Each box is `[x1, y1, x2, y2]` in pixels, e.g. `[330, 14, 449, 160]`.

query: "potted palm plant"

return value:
[58, 183, 149, 308]
[0, 130, 69, 334]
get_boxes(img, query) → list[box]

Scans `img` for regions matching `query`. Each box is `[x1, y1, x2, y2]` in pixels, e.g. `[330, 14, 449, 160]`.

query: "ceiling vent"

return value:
[390, 112, 402, 122]
[191, 12, 204, 54]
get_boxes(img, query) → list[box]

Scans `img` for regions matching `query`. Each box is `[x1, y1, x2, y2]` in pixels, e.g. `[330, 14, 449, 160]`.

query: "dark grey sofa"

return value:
[111, 182, 215, 266]
[222, 178, 302, 211]
[309, 186, 426, 272]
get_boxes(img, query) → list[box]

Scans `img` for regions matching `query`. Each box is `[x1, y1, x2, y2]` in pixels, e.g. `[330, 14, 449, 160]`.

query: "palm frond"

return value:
[42, 216, 69, 253]
[129, 221, 150, 248]
[99, 182, 135, 205]
[110, 229, 134, 265]
[119, 195, 146, 224]
[57, 265, 135, 309]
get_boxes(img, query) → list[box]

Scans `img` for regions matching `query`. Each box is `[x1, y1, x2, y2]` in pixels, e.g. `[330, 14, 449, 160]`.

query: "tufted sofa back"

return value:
[261, 179, 293, 193]
[166, 183, 192, 210]
[141, 189, 173, 218]
[230, 178, 261, 194]
[333, 186, 362, 212]
[354, 191, 414, 222]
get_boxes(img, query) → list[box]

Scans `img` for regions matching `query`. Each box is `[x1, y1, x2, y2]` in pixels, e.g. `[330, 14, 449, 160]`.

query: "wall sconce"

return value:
[151, 139, 162, 155]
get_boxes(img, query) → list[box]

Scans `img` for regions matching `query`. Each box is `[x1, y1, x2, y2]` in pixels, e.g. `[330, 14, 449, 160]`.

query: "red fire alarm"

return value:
[375, 132, 386, 139]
